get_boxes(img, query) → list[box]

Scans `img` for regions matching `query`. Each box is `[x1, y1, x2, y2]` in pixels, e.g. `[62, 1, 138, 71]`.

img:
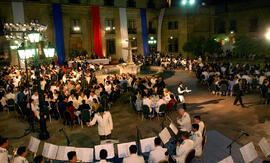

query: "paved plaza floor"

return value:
[1, 70, 269, 162]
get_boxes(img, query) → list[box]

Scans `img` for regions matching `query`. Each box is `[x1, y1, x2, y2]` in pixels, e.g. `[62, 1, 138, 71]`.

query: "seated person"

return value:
[122, 145, 145, 163]
[155, 95, 166, 113]
[13, 146, 29, 163]
[166, 94, 176, 112]
[67, 151, 77, 163]
[193, 115, 205, 135]
[66, 101, 77, 120]
[142, 95, 152, 113]
[190, 124, 203, 157]
[98, 149, 111, 163]
[92, 98, 100, 112]
[175, 131, 194, 163]
[177, 109, 191, 132]
[148, 137, 167, 163]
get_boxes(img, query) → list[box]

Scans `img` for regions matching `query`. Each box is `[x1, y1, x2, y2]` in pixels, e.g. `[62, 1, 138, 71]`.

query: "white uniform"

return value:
[148, 146, 167, 163]
[0, 147, 8, 163]
[198, 121, 205, 135]
[177, 86, 185, 103]
[96, 159, 111, 163]
[122, 154, 145, 163]
[177, 112, 191, 132]
[190, 131, 203, 156]
[143, 98, 152, 112]
[175, 139, 194, 163]
[89, 111, 113, 136]
[13, 156, 29, 163]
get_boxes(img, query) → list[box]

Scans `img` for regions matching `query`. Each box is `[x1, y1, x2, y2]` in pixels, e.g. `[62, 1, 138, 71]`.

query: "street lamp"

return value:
[43, 44, 56, 58]
[265, 29, 270, 40]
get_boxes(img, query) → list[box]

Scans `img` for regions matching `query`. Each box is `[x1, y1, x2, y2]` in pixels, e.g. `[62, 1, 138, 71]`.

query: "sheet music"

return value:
[94, 143, 115, 160]
[218, 156, 234, 163]
[159, 128, 171, 144]
[140, 137, 156, 153]
[42, 143, 59, 159]
[239, 142, 258, 163]
[117, 142, 136, 158]
[56, 146, 76, 161]
[169, 123, 178, 135]
[75, 148, 94, 162]
[258, 137, 270, 157]
[28, 136, 40, 153]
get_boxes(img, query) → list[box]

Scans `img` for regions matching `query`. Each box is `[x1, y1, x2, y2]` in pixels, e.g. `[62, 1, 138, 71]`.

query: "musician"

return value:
[177, 109, 192, 132]
[88, 108, 113, 140]
[0, 137, 9, 163]
[122, 145, 145, 163]
[98, 149, 111, 163]
[13, 146, 29, 163]
[233, 79, 245, 107]
[175, 131, 194, 163]
[148, 137, 168, 163]
[193, 115, 205, 135]
[190, 124, 203, 156]
[177, 82, 188, 110]
[67, 151, 77, 163]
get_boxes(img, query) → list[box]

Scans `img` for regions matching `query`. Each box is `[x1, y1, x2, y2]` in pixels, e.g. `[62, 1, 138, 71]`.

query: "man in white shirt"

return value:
[89, 108, 113, 140]
[193, 115, 205, 135]
[88, 92, 99, 104]
[13, 146, 29, 163]
[122, 145, 145, 163]
[148, 137, 168, 163]
[175, 131, 194, 163]
[97, 149, 111, 163]
[155, 95, 166, 113]
[177, 109, 191, 132]
[5, 91, 16, 101]
[142, 95, 152, 112]
[67, 151, 77, 163]
[190, 124, 203, 157]
[0, 137, 9, 163]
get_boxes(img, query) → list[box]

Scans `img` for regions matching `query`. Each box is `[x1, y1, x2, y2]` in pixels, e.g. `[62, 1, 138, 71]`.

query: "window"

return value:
[127, 0, 136, 8]
[249, 18, 258, 32]
[104, 0, 114, 6]
[168, 21, 178, 30]
[106, 39, 116, 56]
[128, 19, 136, 34]
[148, 21, 156, 34]
[105, 19, 115, 34]
[130, 38, 137, 47]
[69, 0, 80, 4]
[71, 19, 81, 33]
[147, 0, 155, 9]
[229, 20, 237, 32]
[168, 37, 178, 53]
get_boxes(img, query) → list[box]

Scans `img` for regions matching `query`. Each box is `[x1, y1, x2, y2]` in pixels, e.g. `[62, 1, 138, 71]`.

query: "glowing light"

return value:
[189, 0, 195, 5]
[181, 0, 187, 5]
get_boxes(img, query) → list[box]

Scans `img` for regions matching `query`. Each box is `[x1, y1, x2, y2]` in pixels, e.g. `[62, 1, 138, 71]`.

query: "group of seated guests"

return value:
[0, 109, 205, 163]
[193, 62, 270, 101]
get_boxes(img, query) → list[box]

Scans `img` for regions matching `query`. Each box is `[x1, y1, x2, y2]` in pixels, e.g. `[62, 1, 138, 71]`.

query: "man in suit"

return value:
[233, 79, 245, 107]
[122, 145, 144, 163]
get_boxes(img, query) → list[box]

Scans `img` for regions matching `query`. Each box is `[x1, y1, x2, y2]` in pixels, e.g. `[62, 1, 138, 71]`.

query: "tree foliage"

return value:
[202, 38, 223, 55]
[182, 37, 205, 57]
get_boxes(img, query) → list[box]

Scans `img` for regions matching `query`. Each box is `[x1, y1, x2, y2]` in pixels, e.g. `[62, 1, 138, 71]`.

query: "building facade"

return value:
[0, 0, 215, 64]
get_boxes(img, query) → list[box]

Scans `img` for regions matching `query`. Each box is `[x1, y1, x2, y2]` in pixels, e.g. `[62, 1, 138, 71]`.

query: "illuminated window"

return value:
[71, 19, 81, 33]
[168, 21, 178, 30]
[128, 19, 136, 34]
[105, 19, 115, 34]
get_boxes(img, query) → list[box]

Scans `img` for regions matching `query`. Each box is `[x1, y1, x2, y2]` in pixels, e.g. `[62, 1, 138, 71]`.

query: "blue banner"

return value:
[52, 3, 65, 66]
[140, 9, 150, 56]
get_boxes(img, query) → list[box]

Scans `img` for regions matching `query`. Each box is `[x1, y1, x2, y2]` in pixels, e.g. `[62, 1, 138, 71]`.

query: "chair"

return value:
[173, 101, 178, 110]
[202, 126, 206, 138]
[158, 104, 167, 119]
[185, 149, 195, 163]
[6, 99, 15, 113]
[63, 111, 73, 128]
[80, 109, 90, 128]
[142, 105, 151, 120]
[121, 83, 128, 92]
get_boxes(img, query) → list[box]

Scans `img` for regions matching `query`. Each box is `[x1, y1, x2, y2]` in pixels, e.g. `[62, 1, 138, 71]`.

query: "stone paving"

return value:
[1, 70, 270, 161]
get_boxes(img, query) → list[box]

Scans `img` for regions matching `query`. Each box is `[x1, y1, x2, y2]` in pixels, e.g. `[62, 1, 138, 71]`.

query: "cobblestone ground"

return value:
[1, 70, 269, 159]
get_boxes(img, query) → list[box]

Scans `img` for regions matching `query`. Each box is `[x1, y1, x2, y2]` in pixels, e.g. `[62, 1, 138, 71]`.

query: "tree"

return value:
[202, 38, 222, 59]
[182, 37, 205, 57]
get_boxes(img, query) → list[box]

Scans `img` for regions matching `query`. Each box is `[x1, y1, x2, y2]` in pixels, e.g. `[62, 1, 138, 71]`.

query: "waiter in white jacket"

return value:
[177, 82, 190, 110]
[89, 107, 113, 140]
[177, 109, 192, 132]
[190, 124, 202, 157]
[175, 132, 194, 163]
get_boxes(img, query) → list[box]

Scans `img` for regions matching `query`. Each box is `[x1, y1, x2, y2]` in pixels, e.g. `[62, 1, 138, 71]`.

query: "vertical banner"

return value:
[52, 3, 65, 66]
[12, 2, 25, 24]
[140, 9, 150, 56]
[91, 6, 103, 58]
[157, 8, 165, 52]
[119, 8, 129, 62]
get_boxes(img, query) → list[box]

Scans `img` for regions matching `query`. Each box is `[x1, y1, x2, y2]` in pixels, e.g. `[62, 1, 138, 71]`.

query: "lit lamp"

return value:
[43, 45, 55, 58]
[265, 30, 270, 41]
[17, 46, 26, 59]
[28, 31, 41, 43]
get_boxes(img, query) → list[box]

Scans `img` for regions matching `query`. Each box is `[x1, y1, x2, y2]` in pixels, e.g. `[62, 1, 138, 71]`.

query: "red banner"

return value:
[91, 6, 103, 58]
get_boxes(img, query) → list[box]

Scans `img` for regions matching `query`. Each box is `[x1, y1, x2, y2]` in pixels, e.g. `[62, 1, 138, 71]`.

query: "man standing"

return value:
[0, 137, 9, 163]
[190, 124, 203, 157]
[233, 79, 245, 107]
[177, 109, 191, 132]
[177, 82, 187, 110]
[88, 108, 113, 140]
[175, 131, 194, 163]
[148, 137, 167, 163]
[122, 145, 145, 163]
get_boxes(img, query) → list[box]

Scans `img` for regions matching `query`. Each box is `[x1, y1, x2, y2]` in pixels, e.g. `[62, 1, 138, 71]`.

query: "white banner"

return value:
[12, 2, 25, 24]
[119, 8, 129, 62]
[157, 8, 165, 52]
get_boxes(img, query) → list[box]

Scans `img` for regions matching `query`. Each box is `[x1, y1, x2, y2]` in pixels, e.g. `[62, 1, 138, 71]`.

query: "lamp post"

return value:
[4, 23, 55, 140]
